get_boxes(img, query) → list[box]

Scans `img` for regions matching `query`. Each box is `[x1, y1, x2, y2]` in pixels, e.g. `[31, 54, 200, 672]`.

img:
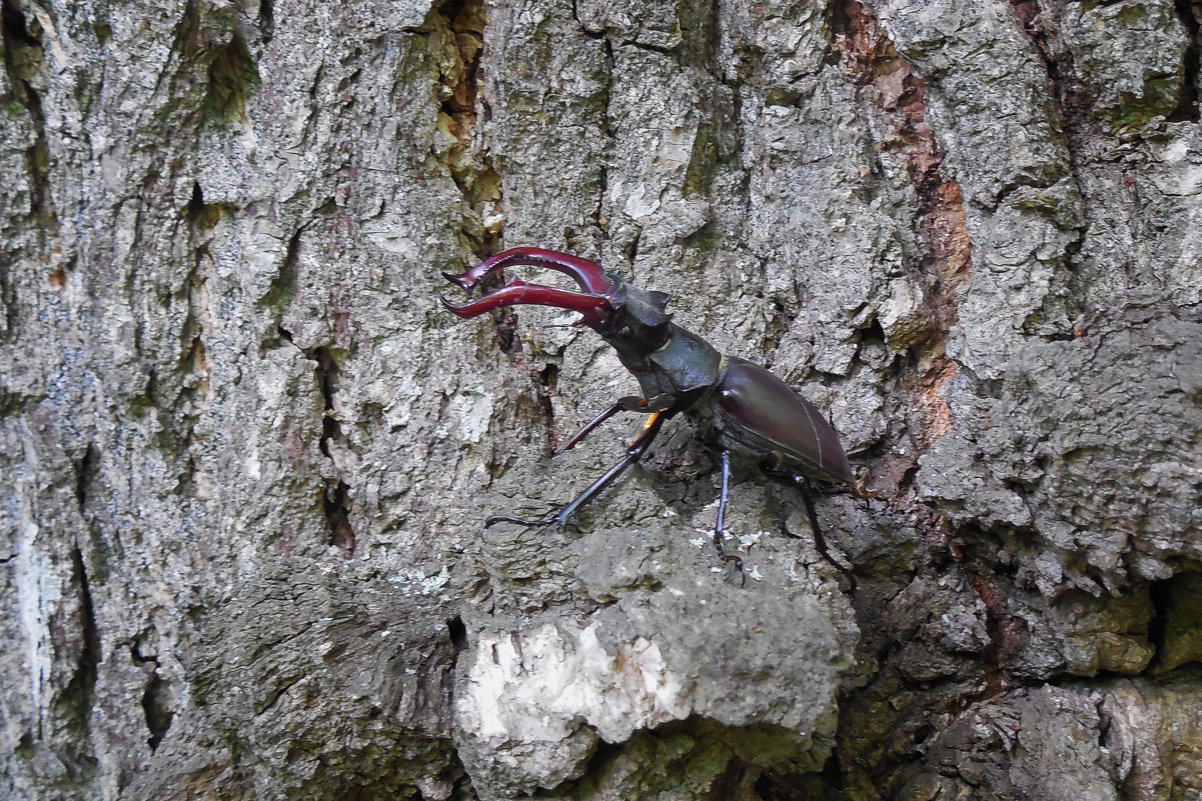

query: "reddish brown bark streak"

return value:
[834, 0, 972, 453]
[832, 7, 1020, 662]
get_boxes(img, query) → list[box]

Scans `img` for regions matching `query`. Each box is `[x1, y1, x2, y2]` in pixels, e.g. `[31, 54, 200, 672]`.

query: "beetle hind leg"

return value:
[790, 474, 856, 590]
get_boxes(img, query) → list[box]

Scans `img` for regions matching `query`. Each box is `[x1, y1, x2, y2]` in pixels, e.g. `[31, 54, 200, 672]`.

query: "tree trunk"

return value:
[2, 0, 1200, 798]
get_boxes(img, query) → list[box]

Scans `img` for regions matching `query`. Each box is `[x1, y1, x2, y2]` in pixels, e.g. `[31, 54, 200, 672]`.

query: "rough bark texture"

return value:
[1, 0, 1200, 799]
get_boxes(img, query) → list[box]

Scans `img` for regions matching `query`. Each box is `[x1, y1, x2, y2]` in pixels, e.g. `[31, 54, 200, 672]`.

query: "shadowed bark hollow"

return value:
[1, 0, 1200, 799]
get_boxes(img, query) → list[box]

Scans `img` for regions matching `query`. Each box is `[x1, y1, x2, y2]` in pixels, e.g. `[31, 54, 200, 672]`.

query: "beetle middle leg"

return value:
[713, 450, 746, 586]
[486, 412, 668, 530]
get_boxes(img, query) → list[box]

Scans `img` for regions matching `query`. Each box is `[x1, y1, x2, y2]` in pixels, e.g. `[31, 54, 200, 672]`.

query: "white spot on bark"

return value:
[14, 424, 58, 737]
[245, 443, 261, 481]
[457, 621, 692, 788]
[624, 184, 661, 219]
[449, 391, 494, 444]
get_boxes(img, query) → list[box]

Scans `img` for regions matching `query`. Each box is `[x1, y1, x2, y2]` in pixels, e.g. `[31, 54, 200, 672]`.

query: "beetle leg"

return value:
[713, 450, 746, 586]
[791, 475, 856, 590]
[554, 396, 647, 456]
[552, 412, 666, 526]
[555, 394, 676, 455]
[486, 412, 667, 530]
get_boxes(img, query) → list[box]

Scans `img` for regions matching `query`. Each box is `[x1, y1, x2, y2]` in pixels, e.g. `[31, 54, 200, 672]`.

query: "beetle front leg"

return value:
[713, 450, 746, 586]
[553, 395, 644, 456]
[554, 394, 675, 455]
[486, 412, 668, 530]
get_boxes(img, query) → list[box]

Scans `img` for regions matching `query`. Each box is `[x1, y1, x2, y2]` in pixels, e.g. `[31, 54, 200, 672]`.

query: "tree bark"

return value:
[1, 0, 1200, 799]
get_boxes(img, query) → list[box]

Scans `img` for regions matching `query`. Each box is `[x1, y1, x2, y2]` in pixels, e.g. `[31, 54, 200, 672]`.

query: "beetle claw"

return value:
[724, 561, 747, 588]
[713, 553, 745, 587]
[443, 271, 473, 291]
[438, 280, 611, 326]
[444, 247, 613, 295]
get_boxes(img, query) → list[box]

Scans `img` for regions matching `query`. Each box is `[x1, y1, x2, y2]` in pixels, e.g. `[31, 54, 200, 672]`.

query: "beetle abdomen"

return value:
[714, 358, 854, 485]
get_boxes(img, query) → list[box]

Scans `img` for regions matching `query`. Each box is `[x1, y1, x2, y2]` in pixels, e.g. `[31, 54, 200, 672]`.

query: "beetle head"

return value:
[598, 275, 673, 356]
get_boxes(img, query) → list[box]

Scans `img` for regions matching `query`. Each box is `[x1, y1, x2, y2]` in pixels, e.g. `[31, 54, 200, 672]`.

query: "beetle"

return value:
[440, 247, 863, 583]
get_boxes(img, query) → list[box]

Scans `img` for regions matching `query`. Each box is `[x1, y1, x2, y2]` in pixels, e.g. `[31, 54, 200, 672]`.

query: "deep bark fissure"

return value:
[258, 0, 275, 45]
[1007, 0, 1091, 297]
[536, 361, 560, 449]
[307, 344, 356, 555]
[63, 547, 100, 738]
[1, 0, 55, 231]
[1171, 0, 1201, 122]
[141, 671, 172, 751]
[1143, 572, 1202, 673]
[131, 646, 175, 751]
[1147, 576, 1173, 662]
[442, 615, 469, 718]
[434, 0, 501, 257]
[203, 33, 260, 124]
[322, 479, 355, 554]
[447, 615, 468, 656]
[73, 443, 99, 510]
[430, 0, 570, 448]
[1010, 1, 1080, 112]
[963, 567, 1018, 698]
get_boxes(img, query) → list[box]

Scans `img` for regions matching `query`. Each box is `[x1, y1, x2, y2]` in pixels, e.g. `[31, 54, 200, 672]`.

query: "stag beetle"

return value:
[441, 247, 863, 584]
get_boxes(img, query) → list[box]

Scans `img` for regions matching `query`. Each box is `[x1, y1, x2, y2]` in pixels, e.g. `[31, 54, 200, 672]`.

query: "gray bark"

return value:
[1, 0, 1200, 799]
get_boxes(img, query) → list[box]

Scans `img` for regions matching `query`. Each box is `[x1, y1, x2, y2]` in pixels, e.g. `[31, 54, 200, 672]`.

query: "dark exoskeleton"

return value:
[441, 247, 863, 584]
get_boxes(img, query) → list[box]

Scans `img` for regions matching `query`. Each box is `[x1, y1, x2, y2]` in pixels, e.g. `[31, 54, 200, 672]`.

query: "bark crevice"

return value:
[306, 344, 356, 555]
[132, 645, 175, 752]
[63, 547, 100, 743]
[1, 0, 54, 229]
[1170, 0, 1201, 121]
